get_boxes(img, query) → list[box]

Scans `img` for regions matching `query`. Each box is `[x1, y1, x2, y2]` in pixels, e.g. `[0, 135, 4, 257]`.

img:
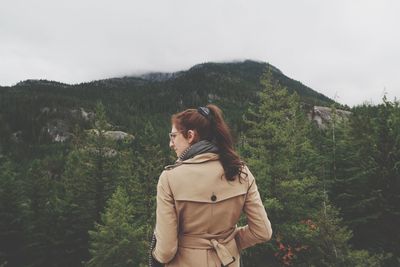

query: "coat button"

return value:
[211, 194, 217, 202]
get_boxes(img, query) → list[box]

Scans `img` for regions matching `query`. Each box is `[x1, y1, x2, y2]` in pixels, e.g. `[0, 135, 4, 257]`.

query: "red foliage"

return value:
[274, 233, 310, 266]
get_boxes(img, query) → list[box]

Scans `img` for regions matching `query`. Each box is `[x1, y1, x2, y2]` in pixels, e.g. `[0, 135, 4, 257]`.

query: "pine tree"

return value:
[58, 101, 124, 265]
[127, 121, 167, 241]
[239, 70, 320, 265]
[86, 186, 145, 267]
[240, 70, 365, 266]
[121, 121, 168, 264]
[330, 97, 400, 264]
[87, 121, 168, 265]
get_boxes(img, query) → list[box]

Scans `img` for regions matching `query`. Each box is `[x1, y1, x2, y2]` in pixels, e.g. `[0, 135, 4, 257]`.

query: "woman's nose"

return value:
[169, 139, 174, 148]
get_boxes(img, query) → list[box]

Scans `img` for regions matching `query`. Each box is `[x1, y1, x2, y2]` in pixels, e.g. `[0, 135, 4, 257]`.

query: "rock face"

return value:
[86, 129, 134, 141]
[45, 119, 71, 142]
[104, 131, 134, 141]
[70, 108, 95, 121]
[11, 106, 132, 144]
[39, 107, 95, 143]
[81, 131, 134, 158]
[308, 106, 351, 129]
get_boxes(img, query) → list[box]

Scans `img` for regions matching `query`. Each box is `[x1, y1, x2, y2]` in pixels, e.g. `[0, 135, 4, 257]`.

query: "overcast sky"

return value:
[1, 0, 399, 106]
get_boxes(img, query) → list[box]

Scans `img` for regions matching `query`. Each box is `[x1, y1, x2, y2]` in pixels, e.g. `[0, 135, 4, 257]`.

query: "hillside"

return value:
[0, 60, 338, 158]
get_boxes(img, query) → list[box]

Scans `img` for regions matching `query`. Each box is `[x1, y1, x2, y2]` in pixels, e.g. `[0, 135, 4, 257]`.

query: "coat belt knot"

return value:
[210, 239, 236, 266]
[178, 228, 238, 266]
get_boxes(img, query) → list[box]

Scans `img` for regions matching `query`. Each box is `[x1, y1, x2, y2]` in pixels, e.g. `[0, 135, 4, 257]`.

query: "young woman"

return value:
[151, 104, 272, 266]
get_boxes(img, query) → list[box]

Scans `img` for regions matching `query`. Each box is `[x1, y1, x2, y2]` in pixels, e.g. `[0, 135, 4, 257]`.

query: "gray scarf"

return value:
[178, 140, 219, 162]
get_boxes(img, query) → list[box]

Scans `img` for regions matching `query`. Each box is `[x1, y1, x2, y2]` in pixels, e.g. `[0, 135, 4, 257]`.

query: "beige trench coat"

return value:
[152, 153, 272, 266]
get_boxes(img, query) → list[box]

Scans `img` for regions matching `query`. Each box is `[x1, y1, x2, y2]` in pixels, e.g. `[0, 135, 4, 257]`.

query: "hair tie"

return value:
[197, 106, 210, 119]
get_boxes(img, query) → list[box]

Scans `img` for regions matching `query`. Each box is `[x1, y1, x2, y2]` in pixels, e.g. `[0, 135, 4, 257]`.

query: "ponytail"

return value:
[206, 104, 246, 181]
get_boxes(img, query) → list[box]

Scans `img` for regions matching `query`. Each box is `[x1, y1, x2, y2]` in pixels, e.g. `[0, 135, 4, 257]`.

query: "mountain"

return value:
[0, 60, 341, 158]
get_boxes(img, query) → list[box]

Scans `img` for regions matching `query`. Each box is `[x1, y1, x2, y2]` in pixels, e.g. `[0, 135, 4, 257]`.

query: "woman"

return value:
[151, 104, 272, 266]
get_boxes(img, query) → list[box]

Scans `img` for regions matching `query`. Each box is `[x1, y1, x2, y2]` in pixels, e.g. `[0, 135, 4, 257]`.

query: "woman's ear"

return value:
[187, 130, 196, 144]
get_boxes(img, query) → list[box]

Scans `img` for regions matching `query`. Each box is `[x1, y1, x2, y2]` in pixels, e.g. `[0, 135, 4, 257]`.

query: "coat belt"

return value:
[178, 228, 237, 266]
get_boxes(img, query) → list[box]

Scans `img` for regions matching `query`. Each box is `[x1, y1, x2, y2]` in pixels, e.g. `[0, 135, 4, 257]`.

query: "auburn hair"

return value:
[171, 104, 247, 181]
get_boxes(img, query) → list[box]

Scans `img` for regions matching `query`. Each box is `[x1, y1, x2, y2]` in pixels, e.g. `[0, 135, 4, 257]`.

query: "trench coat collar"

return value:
[181, 152, 219, 164]
[164, 152, 219, 170]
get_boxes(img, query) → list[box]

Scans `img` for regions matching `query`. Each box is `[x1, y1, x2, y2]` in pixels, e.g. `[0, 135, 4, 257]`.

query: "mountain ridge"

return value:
[2, 60, 335, 107]
[0, 59, 344, 158]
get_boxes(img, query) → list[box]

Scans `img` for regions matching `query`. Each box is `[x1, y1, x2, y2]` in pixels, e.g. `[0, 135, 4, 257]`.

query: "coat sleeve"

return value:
[152, 171, 178, 263]
[235, 166, 273, 251]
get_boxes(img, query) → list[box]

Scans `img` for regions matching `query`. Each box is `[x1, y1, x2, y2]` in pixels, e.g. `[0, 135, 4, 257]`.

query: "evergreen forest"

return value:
[0, 60, 399, 266]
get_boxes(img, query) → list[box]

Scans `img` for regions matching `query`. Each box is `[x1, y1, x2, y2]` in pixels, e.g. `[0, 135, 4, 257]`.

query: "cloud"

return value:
[1, 0, 399, 106]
